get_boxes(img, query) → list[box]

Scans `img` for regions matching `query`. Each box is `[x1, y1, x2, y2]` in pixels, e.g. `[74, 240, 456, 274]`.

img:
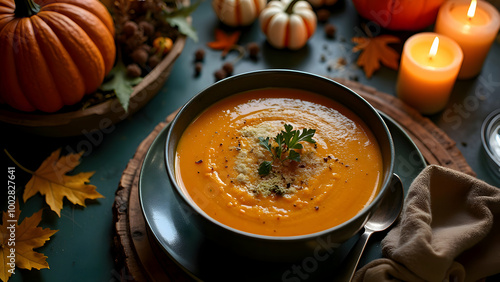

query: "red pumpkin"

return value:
[0, 0, 115, 113]
[351, 0, 446, 31]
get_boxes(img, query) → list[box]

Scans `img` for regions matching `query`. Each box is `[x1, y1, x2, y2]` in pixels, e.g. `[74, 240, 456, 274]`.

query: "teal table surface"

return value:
[1, 0, 499, 281]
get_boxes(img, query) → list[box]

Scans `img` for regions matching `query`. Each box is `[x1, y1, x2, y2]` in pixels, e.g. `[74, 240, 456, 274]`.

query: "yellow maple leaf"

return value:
[352, 35, 401, 78]
[0, 201, 57, 282]
[6, 148, 104, 217]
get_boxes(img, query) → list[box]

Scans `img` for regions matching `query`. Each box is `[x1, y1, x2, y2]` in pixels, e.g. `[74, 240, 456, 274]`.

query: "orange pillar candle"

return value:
[435, 0, 500, 79]
[396, 33, 463, 115]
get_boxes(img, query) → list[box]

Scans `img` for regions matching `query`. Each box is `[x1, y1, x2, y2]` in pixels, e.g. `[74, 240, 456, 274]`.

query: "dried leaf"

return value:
[163, 0, 201, 42]
[207, 29, 241, 57]
[22, 149, 104, 217]
[100, 60, 143, 112]
[352, 35, 400, 78]
[0, 201, 57, 282]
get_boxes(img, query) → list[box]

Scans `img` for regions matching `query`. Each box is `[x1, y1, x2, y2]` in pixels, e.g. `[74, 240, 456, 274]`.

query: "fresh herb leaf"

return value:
[163, 0, 201, 42]
[288, 150, 301, 163]
[257, 124, 316, 176]
[298, 128, 317, 144]
[100, 61, 143, 112]
[274, 133, 284, 160]
[259, 137, 272, 153]
[258, 161, 273, 176]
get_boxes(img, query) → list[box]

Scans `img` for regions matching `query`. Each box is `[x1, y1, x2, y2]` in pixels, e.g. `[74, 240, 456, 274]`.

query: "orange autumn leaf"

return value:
[207, 29, 241, 57]
[0, 201, 57, 282]
[21, 149, 104, 217]
[352, 35, 401, 78]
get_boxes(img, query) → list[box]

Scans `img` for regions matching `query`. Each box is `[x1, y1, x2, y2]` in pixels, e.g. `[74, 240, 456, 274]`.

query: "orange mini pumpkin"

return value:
[0, 0, 116, 113]
[352, 0, 446, 31]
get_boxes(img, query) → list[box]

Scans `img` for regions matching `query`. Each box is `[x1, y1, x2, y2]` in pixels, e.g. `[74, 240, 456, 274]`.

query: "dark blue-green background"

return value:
[1, 0, 499, 281]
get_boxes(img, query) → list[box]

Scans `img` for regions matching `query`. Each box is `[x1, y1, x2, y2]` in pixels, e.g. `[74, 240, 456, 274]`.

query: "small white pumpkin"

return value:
[259, 0, 317, 50]
[307, 0, 338, 8]
[212, 0, 267, 26]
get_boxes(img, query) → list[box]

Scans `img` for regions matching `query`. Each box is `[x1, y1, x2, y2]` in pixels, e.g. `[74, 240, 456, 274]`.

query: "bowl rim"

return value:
[165, 69, 395, 241]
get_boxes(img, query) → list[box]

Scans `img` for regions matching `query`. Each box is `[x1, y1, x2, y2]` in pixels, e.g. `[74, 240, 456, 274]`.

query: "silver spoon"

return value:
[335, 174, 404, 282]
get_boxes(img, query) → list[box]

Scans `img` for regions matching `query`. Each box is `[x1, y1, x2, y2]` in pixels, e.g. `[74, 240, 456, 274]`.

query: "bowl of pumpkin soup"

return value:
[165, 69, 397, 261]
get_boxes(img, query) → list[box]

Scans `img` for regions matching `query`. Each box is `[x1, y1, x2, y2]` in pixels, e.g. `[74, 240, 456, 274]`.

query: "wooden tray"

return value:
[112, 78, 475, 281]
[0, 13, 187, 137]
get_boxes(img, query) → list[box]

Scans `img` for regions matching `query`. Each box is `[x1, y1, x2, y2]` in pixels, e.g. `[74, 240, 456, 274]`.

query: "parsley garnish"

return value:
[258, 124, 316, 176]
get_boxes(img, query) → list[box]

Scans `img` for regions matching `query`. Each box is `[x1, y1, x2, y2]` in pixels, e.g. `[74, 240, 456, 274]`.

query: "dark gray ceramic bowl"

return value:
[165, 69, 396, 261]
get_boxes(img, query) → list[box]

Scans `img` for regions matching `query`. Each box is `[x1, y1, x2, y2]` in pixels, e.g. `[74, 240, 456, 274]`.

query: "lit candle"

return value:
[396, 33, 463, 115]
[435, 0, 500, 79]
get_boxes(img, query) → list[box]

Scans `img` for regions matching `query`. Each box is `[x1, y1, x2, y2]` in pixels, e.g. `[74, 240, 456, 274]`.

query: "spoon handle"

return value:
[334, 230, 372, 282]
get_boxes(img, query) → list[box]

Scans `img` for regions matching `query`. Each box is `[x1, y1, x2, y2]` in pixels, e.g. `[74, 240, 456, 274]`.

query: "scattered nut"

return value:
[316, 9, 330, 23]
[122, 21, 138, 37]
[130, 48, 148, 65]
[194, 62, 203, 76]
[139, 21, 154, 37]
[195, 48, 205, 61]
[222, 62, 234, 76]
[148, 55, 161, 68]
[214, 69, 227, 81]
[126, 64, 142, 78]
[247, 42, 260, 60]
[325, 23, 336, 38]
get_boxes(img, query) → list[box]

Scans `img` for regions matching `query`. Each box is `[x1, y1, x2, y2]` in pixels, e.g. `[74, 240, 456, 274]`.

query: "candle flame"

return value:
[468, 0, 477, 19]
[429, 37, 439, 59]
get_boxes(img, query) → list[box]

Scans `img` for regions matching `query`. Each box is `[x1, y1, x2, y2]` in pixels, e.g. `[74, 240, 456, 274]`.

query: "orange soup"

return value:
[175, 88, 383, 236]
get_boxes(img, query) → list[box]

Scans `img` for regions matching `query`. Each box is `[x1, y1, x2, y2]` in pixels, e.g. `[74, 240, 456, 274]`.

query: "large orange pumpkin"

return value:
[0, 0, 115, 112]
[351, 0, 446, 31]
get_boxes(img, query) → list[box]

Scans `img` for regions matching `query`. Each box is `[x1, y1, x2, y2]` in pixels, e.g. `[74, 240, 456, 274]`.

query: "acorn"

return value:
[139, 21, 155, 37]
[126, 64, 142, 78]
[148, 55, 161, 68]
[123, 21, 138, 37]
[130, 48, 149, 65]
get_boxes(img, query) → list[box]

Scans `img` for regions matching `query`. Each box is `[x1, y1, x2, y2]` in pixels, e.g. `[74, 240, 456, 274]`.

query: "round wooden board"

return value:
[112, 79, 475, 282]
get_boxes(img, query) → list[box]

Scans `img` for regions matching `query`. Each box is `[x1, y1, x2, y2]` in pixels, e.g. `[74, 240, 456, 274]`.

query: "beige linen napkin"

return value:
[354, 165, 500, 282]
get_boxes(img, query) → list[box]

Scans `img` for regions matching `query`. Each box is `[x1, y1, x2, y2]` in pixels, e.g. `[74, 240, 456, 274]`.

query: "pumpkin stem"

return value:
[14, 0, 40, 18]
[285, 0, 301, 14]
